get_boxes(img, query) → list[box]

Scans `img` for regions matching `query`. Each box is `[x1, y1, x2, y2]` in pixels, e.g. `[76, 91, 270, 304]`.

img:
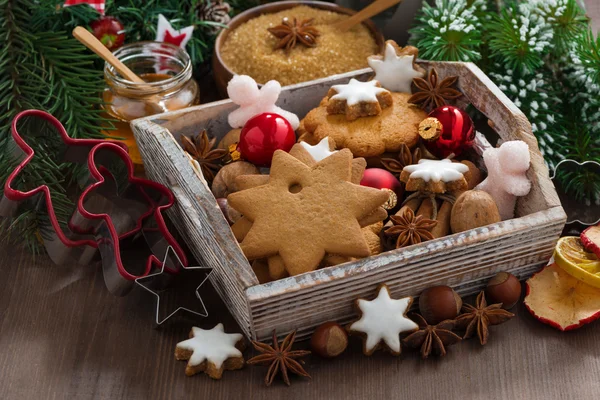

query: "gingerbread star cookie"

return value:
[368, 41, 426, 93]
[401, 159, 469, 193]
[347, 284, 419, 356]
[301, 91, 427, 157]
[175, 324, 245, 379]
[227, 149, 389, 276]
[327, 79, 393, 121]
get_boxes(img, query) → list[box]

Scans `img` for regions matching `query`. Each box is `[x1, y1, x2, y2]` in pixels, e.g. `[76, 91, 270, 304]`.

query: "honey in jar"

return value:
[103, 42, 199, 165]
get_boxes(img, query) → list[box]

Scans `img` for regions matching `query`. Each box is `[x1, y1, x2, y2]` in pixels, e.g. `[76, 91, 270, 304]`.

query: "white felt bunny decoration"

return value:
[226, 75, 300, 130]
[476, 140, 532, 220]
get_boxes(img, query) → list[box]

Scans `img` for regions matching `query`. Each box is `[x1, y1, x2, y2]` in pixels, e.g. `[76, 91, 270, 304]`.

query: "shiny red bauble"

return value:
[90, 16, 125, 51]
[423, 106, 474, 159]
[238, 113, 296, 166]
[360, 168, 404, 211]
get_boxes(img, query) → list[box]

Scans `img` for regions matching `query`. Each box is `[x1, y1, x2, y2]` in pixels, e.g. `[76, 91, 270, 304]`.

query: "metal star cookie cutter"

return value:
[135, 246, 212, 325]
[550, 159, 600, 226]
[0, 110, 188, 295]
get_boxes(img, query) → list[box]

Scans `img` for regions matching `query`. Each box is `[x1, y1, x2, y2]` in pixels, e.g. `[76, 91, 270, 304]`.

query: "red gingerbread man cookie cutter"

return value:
[0, 110, 188, 296]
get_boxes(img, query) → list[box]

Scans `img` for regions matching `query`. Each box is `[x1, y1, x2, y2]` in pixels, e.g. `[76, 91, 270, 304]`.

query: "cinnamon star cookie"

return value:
[227, 149, 389, 276]
[347, 284, 419, 355]
[175, 324, 245, 379]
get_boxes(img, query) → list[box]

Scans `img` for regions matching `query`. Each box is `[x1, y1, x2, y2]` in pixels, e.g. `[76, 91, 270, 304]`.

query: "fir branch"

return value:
[409, 0, 482, 62]
[486, 3, 553, 72]
[489, 65, 565, 169]
[572, 28, 600, 86]
[530, 0, 588, 55]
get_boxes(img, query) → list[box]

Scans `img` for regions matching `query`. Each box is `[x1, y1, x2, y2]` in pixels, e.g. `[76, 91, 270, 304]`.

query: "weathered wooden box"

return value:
[132, 62, 566, 341]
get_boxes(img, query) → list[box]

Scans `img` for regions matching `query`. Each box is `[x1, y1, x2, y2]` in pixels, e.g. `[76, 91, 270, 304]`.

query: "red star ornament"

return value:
[155, 14, 194, 49]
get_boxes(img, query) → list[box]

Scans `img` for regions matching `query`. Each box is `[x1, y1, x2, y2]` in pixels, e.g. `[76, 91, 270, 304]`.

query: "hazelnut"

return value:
[486, 272, 521, 309]
[218, 128, 241, 150]
[211, 161, 260, 198]
[216, 198, 242, 225]
[450, 190, 501, 233]
[310, 322, 348, 358]
[419, 286, 462, 324]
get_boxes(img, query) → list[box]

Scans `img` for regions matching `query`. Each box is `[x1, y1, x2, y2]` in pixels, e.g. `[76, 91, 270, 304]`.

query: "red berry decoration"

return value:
[90, 16, 125, 51]
[360, 168, 404, 211]
[418, 105, 474, 159]
[238, 113, 296, 167]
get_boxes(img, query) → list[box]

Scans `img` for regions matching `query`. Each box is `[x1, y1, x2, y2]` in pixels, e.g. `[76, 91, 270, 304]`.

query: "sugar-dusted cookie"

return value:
[367, 41, 426, 93]
[227, 149, 389, 276]
[302, 92, 427, 157]
[175, 324, 245, 379]
[327, 79, 393, 121]
[400, 159, 469, 193]
[347, 284, 419, 356]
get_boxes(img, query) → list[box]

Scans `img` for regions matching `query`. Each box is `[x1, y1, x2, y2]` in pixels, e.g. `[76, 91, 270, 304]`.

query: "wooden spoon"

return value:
[73, 26, 164, 114]
[73, 27, 145, 83]
[332, 0, 404, 32]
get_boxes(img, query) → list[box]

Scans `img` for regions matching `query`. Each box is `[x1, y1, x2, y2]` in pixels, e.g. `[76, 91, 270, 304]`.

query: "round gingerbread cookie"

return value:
[302, 92, 427, 157]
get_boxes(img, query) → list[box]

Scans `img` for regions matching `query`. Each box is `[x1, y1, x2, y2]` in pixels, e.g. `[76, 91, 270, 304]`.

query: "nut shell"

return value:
[419, 286, 462, 325]
[450, 190, 501, 233]
[486, 272, 521, 309]
[310, 322, 348, 358]
[211, 161, 260, 198]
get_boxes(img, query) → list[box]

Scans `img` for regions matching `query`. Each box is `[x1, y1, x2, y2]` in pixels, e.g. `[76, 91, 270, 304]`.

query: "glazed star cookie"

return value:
[175, 324, 246, 379]
[327, 79, 393, 121]
[301, 91, 427, 157]
[227, 149, 389, 276]
[368, 41, 426, 93]
[400, 159, 469, 193]
[347, 284, 419, 355]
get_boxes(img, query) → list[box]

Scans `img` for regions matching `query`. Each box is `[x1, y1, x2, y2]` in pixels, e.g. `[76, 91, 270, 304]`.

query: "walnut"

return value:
[211, 161, 260, 198]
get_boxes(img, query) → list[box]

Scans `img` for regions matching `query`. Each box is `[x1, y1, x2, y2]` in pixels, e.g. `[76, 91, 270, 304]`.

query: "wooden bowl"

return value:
[212, 0, 385, 97]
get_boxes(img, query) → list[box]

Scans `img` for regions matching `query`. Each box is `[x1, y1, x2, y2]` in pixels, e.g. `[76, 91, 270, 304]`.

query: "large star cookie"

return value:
[348, 284, 419, 355]
[368, 41, 426, 93]
[175, 324, 245, 379]
[301, 92, 427, 157]
[227, 149, 390, 276]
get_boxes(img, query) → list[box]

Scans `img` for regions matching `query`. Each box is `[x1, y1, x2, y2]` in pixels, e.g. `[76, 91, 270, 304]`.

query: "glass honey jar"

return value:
[103, 42, 199, 165]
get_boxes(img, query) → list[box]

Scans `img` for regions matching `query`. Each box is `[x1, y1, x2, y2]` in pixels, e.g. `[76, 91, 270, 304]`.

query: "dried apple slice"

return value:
[524, 263, 600, 331]
[554, 236, 600, 288]
[581, 225, 600, 258]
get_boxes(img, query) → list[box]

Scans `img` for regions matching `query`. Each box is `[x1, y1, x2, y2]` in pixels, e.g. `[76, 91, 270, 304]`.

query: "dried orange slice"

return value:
[524, 263, 600, 330]
[554, 236, 600, 289]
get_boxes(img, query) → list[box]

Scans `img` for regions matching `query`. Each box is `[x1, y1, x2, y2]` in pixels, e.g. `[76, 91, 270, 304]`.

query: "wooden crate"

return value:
[131, 62, 566, 341]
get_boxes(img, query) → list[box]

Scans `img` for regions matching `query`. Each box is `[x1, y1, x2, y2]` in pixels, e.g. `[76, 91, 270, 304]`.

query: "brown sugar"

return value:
[220, 6, 379, 86]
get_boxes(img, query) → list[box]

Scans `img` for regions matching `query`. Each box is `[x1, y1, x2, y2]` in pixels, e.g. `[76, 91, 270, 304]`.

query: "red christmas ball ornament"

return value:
[238, 113, 296, 167]
[418, 106, 474, 159]
[90, 16, 125, 51]
[360, 168, 404, 211]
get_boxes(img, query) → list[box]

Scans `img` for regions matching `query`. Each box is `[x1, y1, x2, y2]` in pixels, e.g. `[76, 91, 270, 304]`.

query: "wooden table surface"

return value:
[1, 243, 600, 400]
[2, 3, 600, 400]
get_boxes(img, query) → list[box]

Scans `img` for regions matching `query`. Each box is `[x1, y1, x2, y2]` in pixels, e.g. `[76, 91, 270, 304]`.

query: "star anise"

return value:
[384, 207, 437, 248]
[267, 18, 320, 52]
[380, 144, 422, 178]
[247, 330, 311, 386]
[408, 68, 462, 111]
[455, 291, 514, 345]
[403, 314, 462, 359]
[180, 130, 228, 182]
